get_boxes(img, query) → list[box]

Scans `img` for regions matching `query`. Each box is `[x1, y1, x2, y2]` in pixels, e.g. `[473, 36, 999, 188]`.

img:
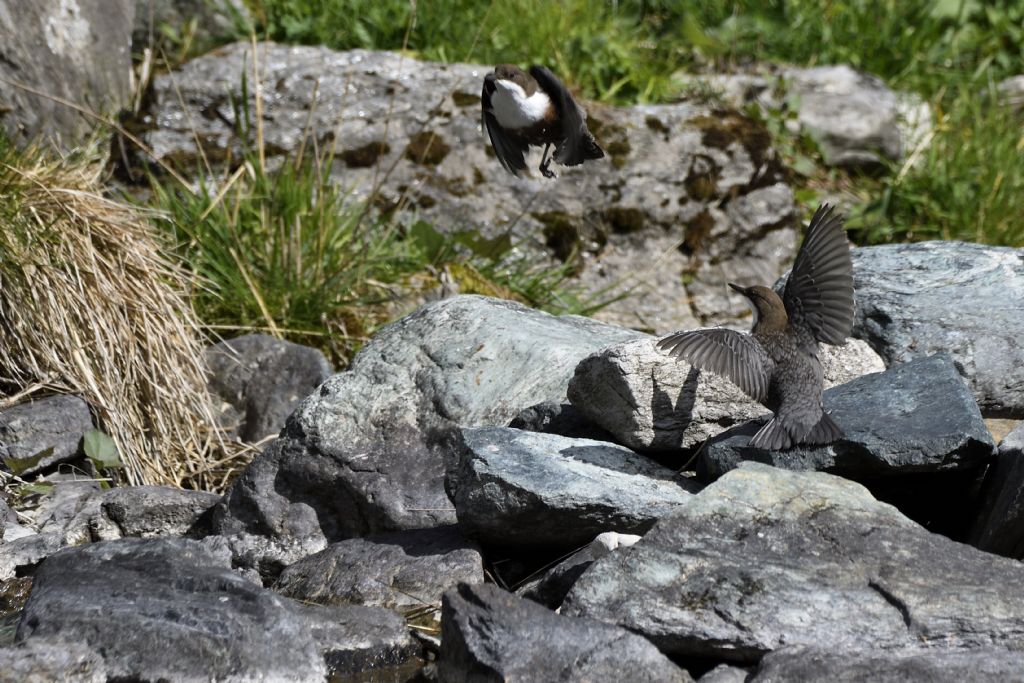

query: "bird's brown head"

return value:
[729, 283, 788, 333]
[493, 64, 537, 96]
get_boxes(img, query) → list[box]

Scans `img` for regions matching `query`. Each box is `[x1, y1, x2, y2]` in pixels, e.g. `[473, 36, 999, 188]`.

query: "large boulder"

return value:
[971, 422, 1024, 558]
[849, 241, 1024, 417]
[141, 42, 800, 333]
[563, 463, 1024, 663]
[0, 0, 134, 150]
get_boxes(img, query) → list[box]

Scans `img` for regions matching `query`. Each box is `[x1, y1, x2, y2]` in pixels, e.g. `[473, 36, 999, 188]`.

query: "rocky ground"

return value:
[2, 1, 1024, 682]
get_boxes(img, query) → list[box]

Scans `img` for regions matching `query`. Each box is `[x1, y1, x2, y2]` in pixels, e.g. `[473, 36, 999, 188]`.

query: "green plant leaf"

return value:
[83, 429, 122, 470]
[3, 447, 54, 476]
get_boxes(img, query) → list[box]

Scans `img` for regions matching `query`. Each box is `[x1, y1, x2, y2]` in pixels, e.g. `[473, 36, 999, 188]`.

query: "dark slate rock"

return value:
[971, 422, 1024, 557]
[275, 525, 483, 612]
[451, 427, 701, 549]
[0, 396, 93, 477]
[0, 638, 106, 682]
[508, 401, 613, 441]
[849, 241, 1024, 417]
[206, 334, 332, 442]
[16, 538, 327, 681]
[438, 583, 692, 683]
[92, 485, 221, 539]
[563, 463, 1024, 663]
[751, 646, 1024, 682]
[701, 355, 994, 480]
[0, 1, 133, 150]
[210, 297, 640, 567]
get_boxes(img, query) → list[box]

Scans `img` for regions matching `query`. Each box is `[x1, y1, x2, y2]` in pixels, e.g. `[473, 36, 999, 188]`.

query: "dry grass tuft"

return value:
[0, 144, 241, 489]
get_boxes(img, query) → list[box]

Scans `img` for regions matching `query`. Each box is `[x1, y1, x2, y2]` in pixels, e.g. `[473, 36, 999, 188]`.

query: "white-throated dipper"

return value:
[658, 204, 855, 450]
[481, 64, 604, 178]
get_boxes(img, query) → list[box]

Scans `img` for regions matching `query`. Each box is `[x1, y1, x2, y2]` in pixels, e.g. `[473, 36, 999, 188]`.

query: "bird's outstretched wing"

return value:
[782, 204, 855, 345]
[657, 328, 773, 404]
[482, 73, 529, 176]
[529, 65, 604, 166]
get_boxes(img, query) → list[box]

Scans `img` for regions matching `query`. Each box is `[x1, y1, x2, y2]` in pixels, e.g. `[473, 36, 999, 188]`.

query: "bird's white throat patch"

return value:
[490, 79, 551, 130]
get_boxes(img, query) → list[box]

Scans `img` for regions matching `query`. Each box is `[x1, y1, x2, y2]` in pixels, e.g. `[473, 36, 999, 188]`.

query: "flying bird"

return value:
[658, 204, 855, 450]
[481, 64, 604, 179]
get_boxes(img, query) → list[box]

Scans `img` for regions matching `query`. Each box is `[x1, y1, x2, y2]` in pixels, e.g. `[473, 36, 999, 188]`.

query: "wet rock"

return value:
[451, 427, 700, 549]
[701, 355, 994, 480]
[850, 241, 1024, 417]
[275, 525, 483, 613]
[17, 538, 327, 681]
[210, 296, 639, 568]
[569, 337, 884, 452]
[751, 646, 1024, 682]
[206, 334, 333, 442]
[0, 396, 93, 477]
[439, 582, 692, 682]
[563, 463, 1024, 663]
[971, 422, 1024, 557]
[0, 638, 106, 683]
[142, 43, 798, 333]
[133, 0, 249, 53]
[0, 1, 134, 150]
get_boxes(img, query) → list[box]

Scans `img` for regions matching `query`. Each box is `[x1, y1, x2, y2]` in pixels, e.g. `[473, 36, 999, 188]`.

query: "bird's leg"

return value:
[538, 144, 556, 179]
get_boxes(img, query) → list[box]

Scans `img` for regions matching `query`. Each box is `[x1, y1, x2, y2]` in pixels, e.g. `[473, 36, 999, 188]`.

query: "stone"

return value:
[438, 582, 692, 682]
[997, 75, 1024, 113]
[275, 525, 483, 613]
[698, 664, 751, 683]
[563, 463, 1024, 663]
[450, 427, 701, 549]
[90, 485, 221, 540]
[0, 396, 93, 477]
[508, 401, 613, 441]
[701, 355, 994, 480]
[210, 296, 641, 565]
[0, 533, 63, 582]
[751, 646, 1024, 682]
[569, 337, 883, 452]
[206, 333, 333, 442]
[140, 43, 799, 333]
[849, 241, 1024, 417]
[0, 0, 134, 150]
[0, 638, 106, 683]
[17, 538, 327, 681]
[133, 0, 249, 53]
[971, 422, 1024, 558]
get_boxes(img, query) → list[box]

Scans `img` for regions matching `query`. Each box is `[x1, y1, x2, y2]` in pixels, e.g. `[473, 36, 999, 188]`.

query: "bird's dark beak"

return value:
[728, 282, 745, 295]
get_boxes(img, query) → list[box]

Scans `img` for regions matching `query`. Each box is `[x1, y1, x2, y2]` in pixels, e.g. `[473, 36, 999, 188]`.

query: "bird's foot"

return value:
[539, 163, 557, 179]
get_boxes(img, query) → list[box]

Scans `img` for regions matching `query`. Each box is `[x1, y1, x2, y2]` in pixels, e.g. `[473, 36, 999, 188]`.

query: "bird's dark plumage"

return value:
[657, 204, 855, 450]
[481, 64, 604, 178]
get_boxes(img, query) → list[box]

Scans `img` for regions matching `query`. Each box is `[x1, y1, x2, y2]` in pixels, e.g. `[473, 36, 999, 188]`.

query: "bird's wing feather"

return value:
[529, 65, 603, 166]
[782, 204, 855, 345]
[482, 74, 528, 176]
[657, 328, 773, 403]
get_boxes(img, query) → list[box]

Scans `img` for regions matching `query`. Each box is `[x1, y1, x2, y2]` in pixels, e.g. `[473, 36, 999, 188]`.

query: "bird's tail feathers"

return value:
[748, 418, 793, 451]
[804, 411, 843, 445]
[556, 134, 605, 166]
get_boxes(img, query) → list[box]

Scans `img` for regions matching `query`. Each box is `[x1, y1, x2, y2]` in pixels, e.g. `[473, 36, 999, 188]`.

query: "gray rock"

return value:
[0, 498, 7, 540]
[971, 422, 1024, 557]
[698, 664, 751, 683]
[439, 583, 692, 682]
[509, 401, 613, 441]
[569, 337, 884, 452]
[751, 646, 1024, 682]
[0, 396, 93, 477]
[0, 638, 106, 683]
[701, 355, 994, 480]
[451, 427, 701, 549]
[563, 463, 1024, 663]
[133, 0, 248, 53]
[142, 43, 799, 333]
[206, 334, 333, 442]
[17, 538, 327, 681]
[0, 533, 63, 582]
[210, 296, 640, 567]
[292, 602, 422, 679]
[0, 1, 134, 150]
[998, 75, 1024, 113]
[91, 485, 220, 539]
[275, 525, 483, 613]
[850, 241, 1024, 417]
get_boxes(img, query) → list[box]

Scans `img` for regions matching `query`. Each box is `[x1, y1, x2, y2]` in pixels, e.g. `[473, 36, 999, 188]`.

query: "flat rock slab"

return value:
[751, 646, 1024, 682]
[275, 525, 483, 612]
[569, 337, 884, 452]
[700, 355, 993, 480]
[451, 427, 700, 549]
[0, 638, 106, 683]
[562, 463, 1024, 663]
[211, 296, 640, 564]
[17, 538, 327, 681]
[849, 241, 1024, 417]
[439, 583, 692, 682]
[0, 395, 93, 477]
[971, 421, 1024, 558]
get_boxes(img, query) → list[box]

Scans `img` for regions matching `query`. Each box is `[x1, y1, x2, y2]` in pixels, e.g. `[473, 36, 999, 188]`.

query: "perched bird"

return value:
[481, 64, 604, 178]
[658, 204, 855, 450]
